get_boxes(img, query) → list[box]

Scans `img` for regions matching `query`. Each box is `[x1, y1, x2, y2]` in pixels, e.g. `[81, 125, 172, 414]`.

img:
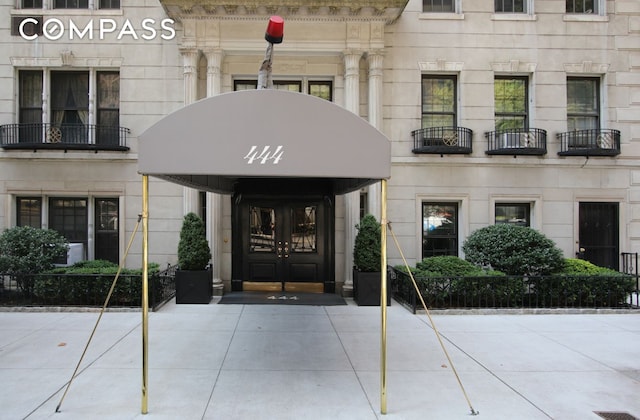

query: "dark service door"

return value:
[240, 199, 327, 293]
[578, 202, 619, 270]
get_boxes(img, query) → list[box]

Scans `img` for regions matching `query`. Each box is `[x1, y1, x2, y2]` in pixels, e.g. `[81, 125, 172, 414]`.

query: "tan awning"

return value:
[138, 89, 390, 195]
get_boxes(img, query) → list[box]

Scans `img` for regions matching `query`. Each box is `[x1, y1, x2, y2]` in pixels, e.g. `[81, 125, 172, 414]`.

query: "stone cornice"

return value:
[160, 0, 408, 23]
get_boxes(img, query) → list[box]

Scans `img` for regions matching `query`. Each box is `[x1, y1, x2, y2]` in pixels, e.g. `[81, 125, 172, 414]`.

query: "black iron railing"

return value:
[0, 264, 176, 311]
[485, 128, 547, 155]
[0, 123, 130, 151]
[411, 126, 473, 154]
[556, 128, 621, 156]
[390, 267, 638, 313]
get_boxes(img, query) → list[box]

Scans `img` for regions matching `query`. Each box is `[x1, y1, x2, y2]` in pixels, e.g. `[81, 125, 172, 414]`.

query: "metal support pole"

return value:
[141, 175, 149, 414]
[380, 178, 388, 414]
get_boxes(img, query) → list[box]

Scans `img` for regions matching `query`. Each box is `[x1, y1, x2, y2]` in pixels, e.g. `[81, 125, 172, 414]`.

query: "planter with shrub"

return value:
[353, 214, 390, 306]
[175, 213, 212, 304]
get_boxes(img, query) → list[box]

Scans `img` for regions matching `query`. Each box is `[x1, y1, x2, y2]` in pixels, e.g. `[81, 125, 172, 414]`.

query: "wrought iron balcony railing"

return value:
[0, 123, 130, 152]
[485, 128, 547, 156]
[411, 126, 473, 155]
[556, 129, 621, 157]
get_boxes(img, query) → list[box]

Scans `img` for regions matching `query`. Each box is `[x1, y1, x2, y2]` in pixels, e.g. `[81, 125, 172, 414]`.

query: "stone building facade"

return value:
[1, 0, 638, 294]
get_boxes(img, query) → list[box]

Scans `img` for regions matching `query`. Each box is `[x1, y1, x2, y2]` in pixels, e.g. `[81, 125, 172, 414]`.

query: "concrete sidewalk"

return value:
[1, 299, 639, 420]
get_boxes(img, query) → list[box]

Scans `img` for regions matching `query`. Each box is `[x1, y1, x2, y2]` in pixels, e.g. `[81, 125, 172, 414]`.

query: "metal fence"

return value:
[390, 267, 639, 313]
[0, 264, 176, 311]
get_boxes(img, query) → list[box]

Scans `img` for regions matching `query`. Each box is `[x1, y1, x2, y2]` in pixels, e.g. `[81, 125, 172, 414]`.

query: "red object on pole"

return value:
[265, 15, 284, 44]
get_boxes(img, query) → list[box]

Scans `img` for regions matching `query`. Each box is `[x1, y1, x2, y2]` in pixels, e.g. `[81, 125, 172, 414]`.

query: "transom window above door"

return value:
[234, 79, 333, 101]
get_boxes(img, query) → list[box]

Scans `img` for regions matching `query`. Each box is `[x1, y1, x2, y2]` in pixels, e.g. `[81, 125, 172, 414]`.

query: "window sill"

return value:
[563, 14, 608, 22]
[491, 13, 537, 21]
[419, 13, 464, 20]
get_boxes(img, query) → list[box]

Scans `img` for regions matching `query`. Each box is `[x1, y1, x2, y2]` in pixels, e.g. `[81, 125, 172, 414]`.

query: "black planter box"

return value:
[354, 270, 391, 306]
[175, 270, 212, 304]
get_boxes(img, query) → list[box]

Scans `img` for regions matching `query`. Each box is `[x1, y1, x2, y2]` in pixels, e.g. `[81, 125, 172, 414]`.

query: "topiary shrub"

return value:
[353, 214, 381, 272]
[462, 224, 564, 276]
[177, 212, 211, 271]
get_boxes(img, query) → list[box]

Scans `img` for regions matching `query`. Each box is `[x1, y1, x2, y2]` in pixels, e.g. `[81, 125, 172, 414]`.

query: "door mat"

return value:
[218, 291, 347, 306]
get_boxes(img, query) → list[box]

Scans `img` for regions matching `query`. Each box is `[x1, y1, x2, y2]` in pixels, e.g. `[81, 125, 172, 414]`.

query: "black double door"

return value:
[233, 192, 334, 293]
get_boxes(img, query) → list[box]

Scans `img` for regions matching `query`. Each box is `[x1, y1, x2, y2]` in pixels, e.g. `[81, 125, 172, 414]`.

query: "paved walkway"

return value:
[1, 299, 639, 420]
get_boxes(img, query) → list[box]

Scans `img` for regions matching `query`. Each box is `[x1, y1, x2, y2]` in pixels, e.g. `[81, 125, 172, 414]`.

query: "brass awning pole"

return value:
[141, 174, 149, 414]
[380, 178, 388, 414]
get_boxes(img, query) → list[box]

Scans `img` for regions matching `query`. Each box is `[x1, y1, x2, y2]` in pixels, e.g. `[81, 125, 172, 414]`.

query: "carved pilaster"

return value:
[343, 50, 362, 114]
[180, 48, 200, 215]
[342, 50, 363, 294]
[180, 48, 199, 105]
[204, 48, 224, 97]
[367, 50, 384, 220]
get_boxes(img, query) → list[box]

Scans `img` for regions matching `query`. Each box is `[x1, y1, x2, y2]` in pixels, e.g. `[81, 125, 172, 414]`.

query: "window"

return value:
[424, 0, 455, 12]
[19, 70, 43, 142]
[17, 197, 42, 228]
[51, 71, 89, 143]
[49, 198, 88, 247]
[234, 79, 333, 101]
[96, 71, 120, 145]
[99, 0, 119, 9]
[15, 196, 121, 262]
[566, 0, 597, 14]
[53, 0, 88, 8]
[567, 77, 599, 130]
[360, 190, 368, 220]
[494, 77, 528, 130]
[18, 70, 120, 145]
[309, 81, 332, 101]
[199, 191, 207, 232]
[421, 75, 456, 128]
[95, 198, 118, 263]
[495, 203, 530, 226]
[422, 202, 458, 258]
[273, 81, 301, 92]
[21, 0, 42, 8]
[495, 0, 526, 12]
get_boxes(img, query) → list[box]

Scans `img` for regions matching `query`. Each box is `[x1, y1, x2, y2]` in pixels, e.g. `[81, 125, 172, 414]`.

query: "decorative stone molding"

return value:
[563, 61, 610, 75]
[10, 56, 123, 68]
[60, 50, 74, 66]
[418, 60, 463, 72]
[491, 60, 537, 74]
[160, 0, 408, 23]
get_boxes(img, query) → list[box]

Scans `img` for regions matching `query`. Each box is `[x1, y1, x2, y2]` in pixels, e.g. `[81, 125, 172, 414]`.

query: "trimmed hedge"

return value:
[393, 256, 637, 309]
[30, 260, 160, 306]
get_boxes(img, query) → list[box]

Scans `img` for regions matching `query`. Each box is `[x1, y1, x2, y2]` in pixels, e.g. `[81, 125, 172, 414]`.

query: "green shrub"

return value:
[353, 214, 381, 272]
[559, 258, 625, 276]
[34, 260, 161, 306]
[462, 224, 564, 276]
[395, 257, 520, 308]
[415, 256, 504, 277]
[0, 226, 69, 295]
[178, 213, 211, 271]
[0, 226, 69, 275]
[528, 258, 637, 307]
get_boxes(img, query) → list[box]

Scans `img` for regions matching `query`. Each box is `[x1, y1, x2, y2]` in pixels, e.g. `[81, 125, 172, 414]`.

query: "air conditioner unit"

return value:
[54, 243, 85, 267]
[501, 133, 516, 148]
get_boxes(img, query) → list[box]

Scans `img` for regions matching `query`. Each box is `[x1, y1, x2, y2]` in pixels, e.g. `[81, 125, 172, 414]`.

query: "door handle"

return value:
[284, 241, 289, 258]
[277, 241, 283, 259]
